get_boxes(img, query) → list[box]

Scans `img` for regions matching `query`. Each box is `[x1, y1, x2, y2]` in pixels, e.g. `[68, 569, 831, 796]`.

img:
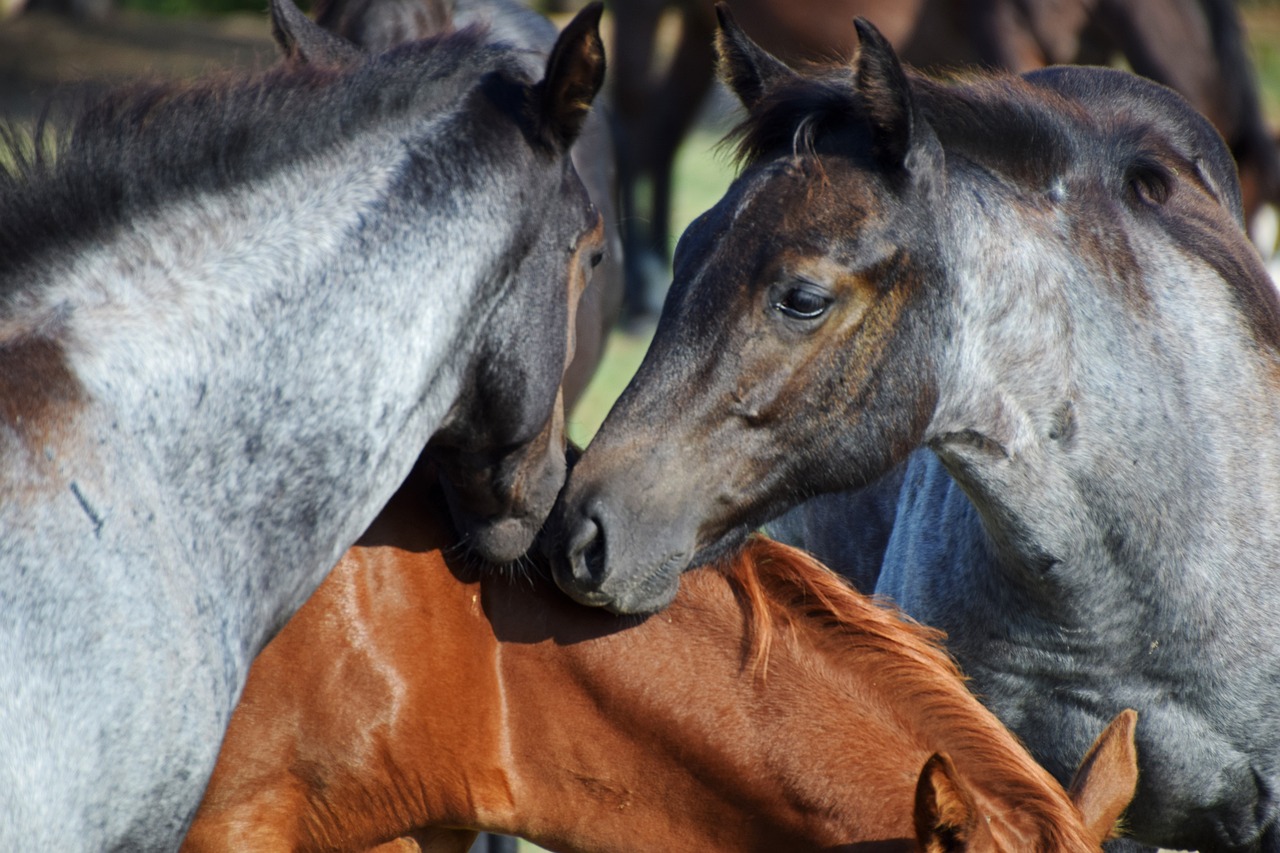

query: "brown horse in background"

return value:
[613, 0, 1280, 319]
[184, 466, 1139, 852]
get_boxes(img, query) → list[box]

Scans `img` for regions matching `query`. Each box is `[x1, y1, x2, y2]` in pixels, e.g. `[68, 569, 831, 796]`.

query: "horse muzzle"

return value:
[549, 494, 687, 614]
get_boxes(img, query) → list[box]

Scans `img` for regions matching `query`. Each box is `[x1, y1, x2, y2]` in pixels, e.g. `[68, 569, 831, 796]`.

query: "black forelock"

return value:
[0, 25, 522, 291]
[726, 69, 872, 169]
[726, 63, 1087, 192]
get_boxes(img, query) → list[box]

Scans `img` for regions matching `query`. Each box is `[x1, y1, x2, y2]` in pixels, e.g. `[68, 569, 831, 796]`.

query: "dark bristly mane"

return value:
[0, 26, 513, 292]
[721, 536, 1098, 851]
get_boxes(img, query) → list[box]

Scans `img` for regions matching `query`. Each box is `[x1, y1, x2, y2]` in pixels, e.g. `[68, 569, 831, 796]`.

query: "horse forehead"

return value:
[700, 161, 877, 270]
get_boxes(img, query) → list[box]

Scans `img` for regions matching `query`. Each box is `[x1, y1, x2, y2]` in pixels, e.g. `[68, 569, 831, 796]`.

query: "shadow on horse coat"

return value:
[184, 465, 1139, 852]
[0, 2, 604, 848]
[553, 7, 1280, 850]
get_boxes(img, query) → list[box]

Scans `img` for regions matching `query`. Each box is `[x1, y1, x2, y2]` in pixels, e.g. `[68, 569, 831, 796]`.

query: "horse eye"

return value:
[774, 286, 832, 320]
[1126, 161, 1172, 206]
[590, 249, 604, 269]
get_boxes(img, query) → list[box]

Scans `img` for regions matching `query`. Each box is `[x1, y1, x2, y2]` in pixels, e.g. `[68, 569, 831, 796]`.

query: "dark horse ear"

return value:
[270, 0, 362, 68]
[714, 2, 798, 111]
[851, 17, 918, 171]
[535, 1, 606, 150]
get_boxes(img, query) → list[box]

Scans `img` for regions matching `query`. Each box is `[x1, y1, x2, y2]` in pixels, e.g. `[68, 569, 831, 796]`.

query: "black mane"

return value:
[0, 27, 516, 288]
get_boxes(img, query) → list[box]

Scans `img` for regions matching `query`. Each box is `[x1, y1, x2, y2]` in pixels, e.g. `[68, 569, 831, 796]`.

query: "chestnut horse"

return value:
[185, 466, 1138, 853]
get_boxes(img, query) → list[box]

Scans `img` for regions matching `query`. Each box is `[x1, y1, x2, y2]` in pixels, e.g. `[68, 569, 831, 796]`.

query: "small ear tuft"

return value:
[851, 16, 914, 169]
[1068, 709, 1140, 844]
[536, 1, 606, 149]
[914, 753, 978, 852]
[271, 0, 362, 68]
[714, 2, 798, 111]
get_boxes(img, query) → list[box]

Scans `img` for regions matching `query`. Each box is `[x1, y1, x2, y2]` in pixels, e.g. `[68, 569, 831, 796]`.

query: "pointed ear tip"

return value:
[853, 17, 888, 46]
[920, 752, 951, 777]
[566, 0, 603, 33]
[1104, 708, 1139, 743]
[715, 3, 742, 35]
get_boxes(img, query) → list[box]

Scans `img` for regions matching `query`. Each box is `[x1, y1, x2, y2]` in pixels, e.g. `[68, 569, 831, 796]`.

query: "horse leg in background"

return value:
[965, 0, 1065, 70]
[643, 0, 717, 306]
[612, 0, 717, 322]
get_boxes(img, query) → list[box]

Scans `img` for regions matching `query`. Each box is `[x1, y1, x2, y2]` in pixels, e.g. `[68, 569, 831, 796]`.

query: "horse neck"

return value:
[924, 182, 1280, 614]
[31, 124, 506, 648]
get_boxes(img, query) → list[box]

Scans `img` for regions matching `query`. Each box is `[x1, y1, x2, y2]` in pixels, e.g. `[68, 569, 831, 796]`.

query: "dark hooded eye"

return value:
[773, 285, 832, 320]
[1126, 159, 1173, 206]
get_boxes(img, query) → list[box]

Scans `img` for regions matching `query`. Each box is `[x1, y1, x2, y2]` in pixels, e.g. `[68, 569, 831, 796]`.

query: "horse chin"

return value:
[461, 514, 542, 566]
[593, 562, 684, 615]
[601, 573, 681, 615]
[552, 549, 686, 615]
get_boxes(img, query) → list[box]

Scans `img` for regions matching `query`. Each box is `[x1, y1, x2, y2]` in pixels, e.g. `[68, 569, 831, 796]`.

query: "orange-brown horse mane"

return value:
[718, 534, 959, 683]
[717, 535, 1099, 850]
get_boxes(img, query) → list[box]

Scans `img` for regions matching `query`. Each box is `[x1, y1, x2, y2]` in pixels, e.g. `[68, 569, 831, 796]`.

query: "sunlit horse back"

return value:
[0, 3, 605, 848]
[185, 469, 1138, 852]
[552, 6, 1280, 850]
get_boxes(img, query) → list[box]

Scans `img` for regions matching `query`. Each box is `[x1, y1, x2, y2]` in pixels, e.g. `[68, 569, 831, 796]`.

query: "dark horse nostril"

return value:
[567, 512, 607, 585]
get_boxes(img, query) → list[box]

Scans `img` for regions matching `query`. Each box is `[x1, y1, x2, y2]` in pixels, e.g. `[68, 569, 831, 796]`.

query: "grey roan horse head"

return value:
[551, 7, 1280, 851]
[0, 2, 605, 848]
[308, 0, 626, 413]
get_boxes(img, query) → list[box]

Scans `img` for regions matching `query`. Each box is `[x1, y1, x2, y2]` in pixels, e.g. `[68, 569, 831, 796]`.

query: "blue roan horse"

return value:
[552, 8, 1280, 852]
[0, 2, 605, 848]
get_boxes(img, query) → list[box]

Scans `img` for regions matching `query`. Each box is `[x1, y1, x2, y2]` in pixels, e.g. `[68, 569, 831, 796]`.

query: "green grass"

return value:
[667, 126, 738, 257]
[1245, 5, 1280, 122]
[567, 326, 652, 446]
